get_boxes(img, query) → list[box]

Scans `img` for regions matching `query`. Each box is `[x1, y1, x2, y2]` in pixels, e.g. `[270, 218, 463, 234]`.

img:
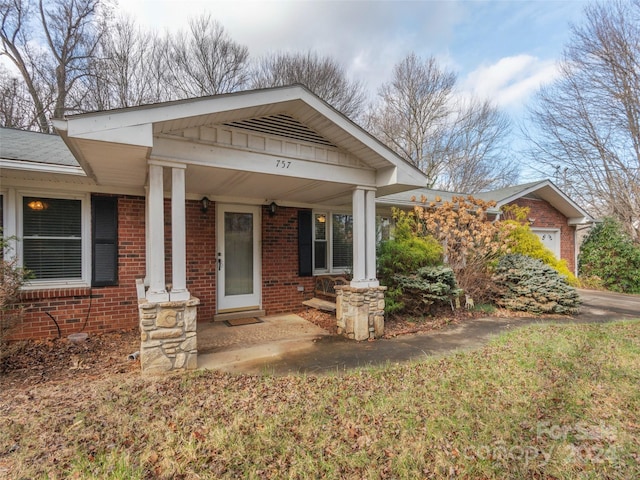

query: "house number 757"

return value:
[276, 160, 291, 169]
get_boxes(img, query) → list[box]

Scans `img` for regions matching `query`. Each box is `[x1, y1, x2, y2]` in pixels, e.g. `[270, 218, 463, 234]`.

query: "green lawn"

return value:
[1, 321, 639, 479]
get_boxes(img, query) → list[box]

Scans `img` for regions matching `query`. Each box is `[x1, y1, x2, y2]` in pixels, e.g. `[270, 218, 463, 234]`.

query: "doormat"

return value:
[224, 317, 263, 327]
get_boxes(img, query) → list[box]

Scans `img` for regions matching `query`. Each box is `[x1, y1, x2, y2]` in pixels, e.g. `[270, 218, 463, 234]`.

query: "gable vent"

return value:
[223, 114, 336, 147]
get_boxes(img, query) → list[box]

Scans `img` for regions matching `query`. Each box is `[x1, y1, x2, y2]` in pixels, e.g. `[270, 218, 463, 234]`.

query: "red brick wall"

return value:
[12, 195, 146, 340]
[261, 205, 315, 314]
[508, 197, 576, 273]
[184, 200, 216, 321]
[11, 198, 313, 339]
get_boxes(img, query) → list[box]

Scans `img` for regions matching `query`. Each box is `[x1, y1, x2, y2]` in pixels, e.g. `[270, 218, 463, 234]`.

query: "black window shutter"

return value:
[92, 196, 118, 286]
[298, 209, 313, 277]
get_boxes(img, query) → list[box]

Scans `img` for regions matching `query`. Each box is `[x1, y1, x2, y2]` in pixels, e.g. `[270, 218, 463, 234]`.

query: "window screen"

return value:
[23, 197, 82, 280]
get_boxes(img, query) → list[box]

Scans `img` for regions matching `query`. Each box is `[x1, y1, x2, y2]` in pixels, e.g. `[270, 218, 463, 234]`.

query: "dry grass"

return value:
[1, 321, 639, 479]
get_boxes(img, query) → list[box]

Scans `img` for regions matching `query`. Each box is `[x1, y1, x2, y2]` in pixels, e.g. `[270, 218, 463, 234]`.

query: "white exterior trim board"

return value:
[0, 159, 85, 176]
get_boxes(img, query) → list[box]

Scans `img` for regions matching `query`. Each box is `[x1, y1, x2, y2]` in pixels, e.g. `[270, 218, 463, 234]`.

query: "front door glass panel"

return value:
[224, 212, 254, 296]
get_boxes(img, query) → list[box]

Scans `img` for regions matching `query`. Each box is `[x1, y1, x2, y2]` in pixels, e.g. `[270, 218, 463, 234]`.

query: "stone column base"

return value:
[138, 296, 200, 374]
[335, 285, 386, 341]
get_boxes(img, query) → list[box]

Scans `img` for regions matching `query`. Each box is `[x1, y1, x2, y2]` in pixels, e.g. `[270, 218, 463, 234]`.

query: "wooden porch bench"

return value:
[302, 275, 348, 313]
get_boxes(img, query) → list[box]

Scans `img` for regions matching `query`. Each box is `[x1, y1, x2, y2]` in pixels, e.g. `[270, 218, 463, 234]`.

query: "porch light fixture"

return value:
[201, 197, 210, 213]
[27, 200, 48, 211]
[269, 201, 278, 217]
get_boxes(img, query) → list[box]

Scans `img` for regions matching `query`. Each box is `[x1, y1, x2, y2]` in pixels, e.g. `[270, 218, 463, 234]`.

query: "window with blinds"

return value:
[332, 213, 353, 269]
[22, 197, 82, 280]
[312, 211, 353, 273]
[314, 213, 327, 271]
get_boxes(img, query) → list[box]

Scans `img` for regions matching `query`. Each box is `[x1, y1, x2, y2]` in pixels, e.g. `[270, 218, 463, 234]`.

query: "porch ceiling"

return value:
[184, 165, 356, 206]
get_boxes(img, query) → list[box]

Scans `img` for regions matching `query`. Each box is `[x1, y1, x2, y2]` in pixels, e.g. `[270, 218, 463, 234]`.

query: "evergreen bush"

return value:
[579, 217, 640, 294]
[392, 266, 463, 315]
[503, 220, 578, 285]
[377, 209, 443, 316]
[493, 254, 581, 314]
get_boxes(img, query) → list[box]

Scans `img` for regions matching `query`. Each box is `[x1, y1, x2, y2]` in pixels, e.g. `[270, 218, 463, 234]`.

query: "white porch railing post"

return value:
[170, 166, 190, 301]
[146, 163, 168, 302]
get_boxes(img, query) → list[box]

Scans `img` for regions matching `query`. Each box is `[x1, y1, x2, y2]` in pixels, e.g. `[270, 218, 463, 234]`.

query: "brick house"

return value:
[377, 180, 593, 274]
[1, 86, 592, 373]
[1, 86, 426, 372]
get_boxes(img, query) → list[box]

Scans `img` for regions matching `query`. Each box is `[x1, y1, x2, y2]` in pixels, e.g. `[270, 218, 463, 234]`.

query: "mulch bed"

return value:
[1, 329, 140, 390]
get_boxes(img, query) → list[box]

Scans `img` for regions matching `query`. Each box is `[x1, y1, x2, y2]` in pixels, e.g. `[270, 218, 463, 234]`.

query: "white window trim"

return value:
[313, 209, 353, 275]
[17, 190, 92, 289]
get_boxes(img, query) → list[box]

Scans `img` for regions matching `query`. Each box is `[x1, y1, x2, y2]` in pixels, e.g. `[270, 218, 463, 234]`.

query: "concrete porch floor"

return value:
[197, 313, 330, 372]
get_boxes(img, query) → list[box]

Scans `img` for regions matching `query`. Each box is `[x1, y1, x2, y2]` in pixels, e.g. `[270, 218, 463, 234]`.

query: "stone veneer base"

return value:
[138, 296, 200, 374]
[335, 285, 386, 341]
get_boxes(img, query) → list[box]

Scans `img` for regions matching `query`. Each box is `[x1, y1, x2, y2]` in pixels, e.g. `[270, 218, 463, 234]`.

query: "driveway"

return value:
[199, 289, 640, 376]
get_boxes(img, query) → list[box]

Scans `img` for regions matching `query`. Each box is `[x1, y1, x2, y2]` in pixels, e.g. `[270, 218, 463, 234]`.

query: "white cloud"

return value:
[119, 0, 467, 96]
[462, 54, 560, 110]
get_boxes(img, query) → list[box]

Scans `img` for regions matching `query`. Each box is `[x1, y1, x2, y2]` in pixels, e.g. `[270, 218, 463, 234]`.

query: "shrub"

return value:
[377, 236, 442, 283]
[1, 234, 29, 364]
[493, 254, 581, 314]
[579, 217, 640, 294]
[413, 195, 514, 302]
[392, 266, 463, 316]
[502, 220, 578, 285]
[377, 209, 443, 315]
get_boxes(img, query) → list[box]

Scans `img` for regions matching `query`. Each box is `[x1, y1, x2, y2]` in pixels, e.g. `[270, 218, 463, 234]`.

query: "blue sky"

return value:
[121, 0, 590, 180]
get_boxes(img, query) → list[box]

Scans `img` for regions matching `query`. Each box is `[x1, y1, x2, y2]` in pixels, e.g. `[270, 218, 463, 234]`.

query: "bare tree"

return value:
[438, 98, 517, 192]
[251, 50, 368, 120]
[0, 0, 108, 132]
[0, 66, 37, 129]
[367, 53, 515, 192]
[84, 15, 171, 110]
[525, 0, 640, 239]
[167, 14, 249, 98]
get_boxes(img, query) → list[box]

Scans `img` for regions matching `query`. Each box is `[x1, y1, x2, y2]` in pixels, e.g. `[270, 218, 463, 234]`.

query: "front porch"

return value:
[53, 86, 428, 374]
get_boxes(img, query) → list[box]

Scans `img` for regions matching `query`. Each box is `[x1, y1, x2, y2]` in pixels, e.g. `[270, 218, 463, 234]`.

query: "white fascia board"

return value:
[151, 136, 376, 186]
[375, 166, 427, 190]
[71, 123, 153, 148]
[0, 159, 85, 176]
[56, 88, 306, 137]
[568, 217, 590, 226]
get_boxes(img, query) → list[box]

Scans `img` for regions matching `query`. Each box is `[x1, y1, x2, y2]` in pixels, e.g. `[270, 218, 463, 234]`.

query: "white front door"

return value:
[216, 204, 261, 312]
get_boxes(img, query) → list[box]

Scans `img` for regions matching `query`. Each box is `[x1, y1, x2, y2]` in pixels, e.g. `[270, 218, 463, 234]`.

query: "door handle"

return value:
[217, 253, 223, 271]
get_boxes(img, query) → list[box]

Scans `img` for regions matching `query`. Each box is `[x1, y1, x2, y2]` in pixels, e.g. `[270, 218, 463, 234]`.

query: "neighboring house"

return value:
[377, 180, 593, 274]
[1, 85, 426, 372]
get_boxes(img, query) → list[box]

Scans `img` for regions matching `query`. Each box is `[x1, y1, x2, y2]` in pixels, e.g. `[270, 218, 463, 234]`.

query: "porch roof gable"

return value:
[52, 85, 427, 201]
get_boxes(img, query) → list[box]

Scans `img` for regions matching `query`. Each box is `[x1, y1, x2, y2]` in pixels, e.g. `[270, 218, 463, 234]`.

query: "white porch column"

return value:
[351, 187, 366, 286]
[146, 163, 169, 302]
[365, 188, 379, 286]
[170, 166, 190, 301]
